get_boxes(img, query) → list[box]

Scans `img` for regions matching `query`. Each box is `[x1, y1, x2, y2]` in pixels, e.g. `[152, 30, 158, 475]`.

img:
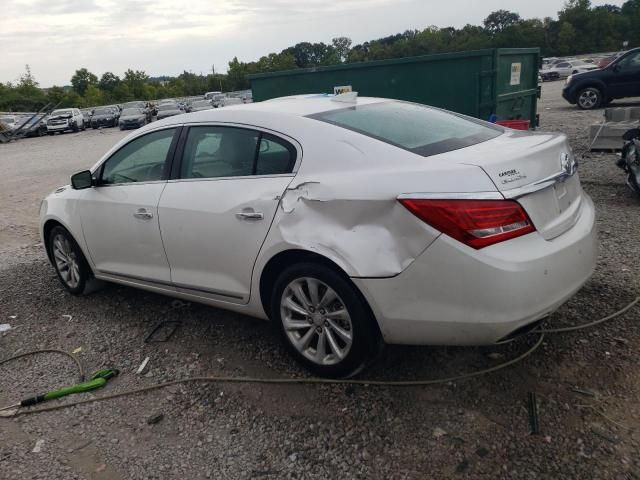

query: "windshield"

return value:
[52, 110, 72, 116]
[94, 108, 112, 115]
[1, 117, 16, 122]
[159, 104, 178, 111]
[124, 102, 144, 108]
[309, 101, 502, 157]
[192, 101, 211, 107]
[122, 109, 142, 116]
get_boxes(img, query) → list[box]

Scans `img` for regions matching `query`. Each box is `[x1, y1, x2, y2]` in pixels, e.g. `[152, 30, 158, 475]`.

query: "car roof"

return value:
[227, 94, 386, 116]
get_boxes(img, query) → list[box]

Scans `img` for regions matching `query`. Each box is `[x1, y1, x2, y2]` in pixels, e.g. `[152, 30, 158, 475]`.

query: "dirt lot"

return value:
[1, 83, 639, 480]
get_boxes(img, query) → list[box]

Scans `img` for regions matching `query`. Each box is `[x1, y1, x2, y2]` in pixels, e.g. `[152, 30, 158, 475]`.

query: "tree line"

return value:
[1, 0, 639, 112]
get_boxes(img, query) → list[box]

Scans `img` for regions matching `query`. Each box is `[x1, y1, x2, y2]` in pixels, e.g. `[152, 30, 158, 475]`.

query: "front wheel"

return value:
[271, 262, 381, 378]
[577, 87, 602, 110]
[49, 226, 92, 295]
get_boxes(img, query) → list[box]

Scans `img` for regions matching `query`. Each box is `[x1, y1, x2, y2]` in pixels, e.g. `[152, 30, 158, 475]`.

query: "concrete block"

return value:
[591, 107, 640, 150]
[589, 122, 640, 150]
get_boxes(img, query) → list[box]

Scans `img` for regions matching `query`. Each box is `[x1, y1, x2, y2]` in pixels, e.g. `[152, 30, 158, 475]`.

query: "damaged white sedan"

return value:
[40, 95, 597, 377]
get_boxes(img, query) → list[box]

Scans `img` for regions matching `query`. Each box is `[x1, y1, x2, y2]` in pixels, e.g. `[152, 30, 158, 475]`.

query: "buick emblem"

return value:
[560, 153, 578, 181]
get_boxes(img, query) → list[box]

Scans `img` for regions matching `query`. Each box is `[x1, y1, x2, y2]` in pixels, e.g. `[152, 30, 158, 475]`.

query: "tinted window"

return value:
[101, 129, 176, 185]
[256, 134, 296, 175]
[180, 126, 259, 179]
[309, 101, 501, 157]
[618, 52, 640, 70]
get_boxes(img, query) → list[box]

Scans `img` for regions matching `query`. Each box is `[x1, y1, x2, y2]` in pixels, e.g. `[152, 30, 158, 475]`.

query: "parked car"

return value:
[541, 60, 598, 80]
[156, 103, 182, 120]
[118, 108, 148, 130]
[563, 48, 640, 109]
[598, 52, 625, 69]
[211, 94, 226, 108]
[46, 108, 85, 134]
[222, 97, 243, 107]
[204, 91, 222, 101]
[23, 115, 48, 137]
[122, 101, 151, 122]
[0, 115, 18, 131]
[40, 96, 596, 377]
[189, 100, 214, 113]
[91, 107, 118, 128]
[80, 109, 93, 127]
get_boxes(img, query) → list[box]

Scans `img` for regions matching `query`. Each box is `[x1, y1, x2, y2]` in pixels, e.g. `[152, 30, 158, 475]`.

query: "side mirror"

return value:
[71, 170, 94, 190]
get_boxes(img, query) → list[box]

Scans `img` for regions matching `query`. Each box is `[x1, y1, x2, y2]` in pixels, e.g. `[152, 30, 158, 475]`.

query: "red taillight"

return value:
[398, 198, 536, 249]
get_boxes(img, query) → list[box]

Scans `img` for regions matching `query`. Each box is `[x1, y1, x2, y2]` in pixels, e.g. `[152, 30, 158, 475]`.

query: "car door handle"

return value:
[236, 211, 264, 221]
[133, 209, 153, 220]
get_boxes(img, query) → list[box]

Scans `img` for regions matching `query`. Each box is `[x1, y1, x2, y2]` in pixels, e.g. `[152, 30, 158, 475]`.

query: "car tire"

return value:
[48, 226, 93, 295]
[47, 132, 54, 136]
[72, 123, 79, 132]
[577, 87, 602, 110]
[271, 262, 381, 378]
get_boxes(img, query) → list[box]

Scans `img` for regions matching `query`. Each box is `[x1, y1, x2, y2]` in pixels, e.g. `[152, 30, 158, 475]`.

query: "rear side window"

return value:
[179, 126, 296, 179]
[256, 134, 297, 175]
[309, 101, 501, 157]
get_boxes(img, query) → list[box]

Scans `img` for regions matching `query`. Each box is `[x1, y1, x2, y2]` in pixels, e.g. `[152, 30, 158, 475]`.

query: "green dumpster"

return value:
[248, 48, 540, 125]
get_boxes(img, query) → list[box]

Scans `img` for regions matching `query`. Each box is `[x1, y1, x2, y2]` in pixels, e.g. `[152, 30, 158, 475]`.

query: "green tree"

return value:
[70, 68, 98, 96]
[332, 37, 352, 62]
[98, 72, 120, 92]
[557, 21, 578, 55]
[484, 10, 522, 34]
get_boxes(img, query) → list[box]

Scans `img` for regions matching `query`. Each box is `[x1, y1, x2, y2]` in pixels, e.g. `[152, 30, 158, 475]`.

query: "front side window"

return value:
[309, 101, 501, 157]
[101, 128, 176, 185]
[618, 52, 640, 71]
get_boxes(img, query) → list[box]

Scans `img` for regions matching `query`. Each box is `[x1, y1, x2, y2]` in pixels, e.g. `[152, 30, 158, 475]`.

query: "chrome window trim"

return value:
[182, 121, 303, 173]
[94, 180, 168, 188]
[167, 173, 295, 184]
[90, 125, 184, 175]
[397, 191, 504, 200]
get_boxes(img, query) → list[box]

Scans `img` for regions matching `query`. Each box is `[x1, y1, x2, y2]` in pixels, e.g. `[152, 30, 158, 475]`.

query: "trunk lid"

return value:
[452, 130, 583, 240]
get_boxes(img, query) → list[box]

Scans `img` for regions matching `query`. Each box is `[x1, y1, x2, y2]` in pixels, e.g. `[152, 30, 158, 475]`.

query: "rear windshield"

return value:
[308, 101, 502, 157]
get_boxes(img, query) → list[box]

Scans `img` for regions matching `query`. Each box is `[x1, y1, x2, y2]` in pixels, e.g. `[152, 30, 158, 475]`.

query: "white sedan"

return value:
[40, 95, 597, 377]
[542, 59, 599, 79]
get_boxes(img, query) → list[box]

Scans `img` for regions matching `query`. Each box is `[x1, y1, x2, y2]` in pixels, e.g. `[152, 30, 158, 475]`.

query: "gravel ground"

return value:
[1, 84, 640, 480]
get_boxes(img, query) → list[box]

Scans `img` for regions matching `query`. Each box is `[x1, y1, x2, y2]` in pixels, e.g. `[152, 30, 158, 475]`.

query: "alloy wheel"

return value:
[280, 277, 353, 366]
[578, 89, 599, 109]
[52, 233, 81, 289]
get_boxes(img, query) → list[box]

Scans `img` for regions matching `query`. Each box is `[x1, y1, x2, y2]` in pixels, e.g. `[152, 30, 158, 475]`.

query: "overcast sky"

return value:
[0, 0, 627, 87]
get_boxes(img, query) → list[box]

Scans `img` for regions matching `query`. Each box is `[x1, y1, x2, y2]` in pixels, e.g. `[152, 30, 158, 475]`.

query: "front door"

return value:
[158, 125, 299, 302]
[80, 127, 178, 283]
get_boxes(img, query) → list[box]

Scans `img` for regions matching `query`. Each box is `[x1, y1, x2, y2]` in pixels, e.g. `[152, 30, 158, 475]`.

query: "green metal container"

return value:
[248, 48, 540, 124]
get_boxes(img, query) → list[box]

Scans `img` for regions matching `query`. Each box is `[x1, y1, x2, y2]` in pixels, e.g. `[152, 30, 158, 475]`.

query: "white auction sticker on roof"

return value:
[334, 85, 353, 95]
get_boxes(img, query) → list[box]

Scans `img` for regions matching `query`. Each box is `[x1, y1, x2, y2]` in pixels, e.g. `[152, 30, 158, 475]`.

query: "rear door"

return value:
[608, 51, 640, 98]
[157, 125, 299, 303]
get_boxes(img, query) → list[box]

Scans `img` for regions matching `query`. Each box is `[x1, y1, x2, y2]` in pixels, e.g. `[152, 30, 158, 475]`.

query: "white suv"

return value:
[47, 108, 85, 135]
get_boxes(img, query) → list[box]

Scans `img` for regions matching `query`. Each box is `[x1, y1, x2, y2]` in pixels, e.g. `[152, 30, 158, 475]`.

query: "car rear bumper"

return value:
[353, 193, 597, 346]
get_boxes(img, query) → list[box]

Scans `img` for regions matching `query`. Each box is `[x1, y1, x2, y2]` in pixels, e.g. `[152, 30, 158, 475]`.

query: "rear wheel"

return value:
[271, 262, 381, 378]
[49, 226, 91, 295]
[577, 87, 602, 110]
